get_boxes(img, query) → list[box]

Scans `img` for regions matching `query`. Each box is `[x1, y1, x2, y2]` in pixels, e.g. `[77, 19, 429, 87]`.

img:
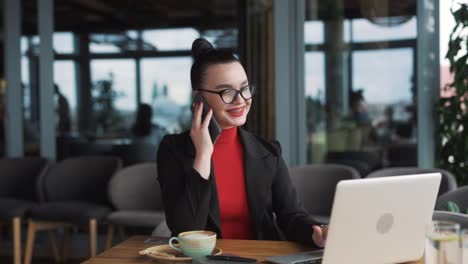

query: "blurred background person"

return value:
[55, 84, 71, 135]
[131, 103, 167, 148]
[349, 89, 371, 126]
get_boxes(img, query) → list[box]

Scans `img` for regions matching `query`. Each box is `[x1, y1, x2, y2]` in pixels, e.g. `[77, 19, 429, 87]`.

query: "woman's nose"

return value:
[232, 92, 244, 104]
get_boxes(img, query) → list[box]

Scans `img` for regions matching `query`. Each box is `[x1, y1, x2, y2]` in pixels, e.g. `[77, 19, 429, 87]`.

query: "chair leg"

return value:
[89, 219, 97, 257]
[62, 227, 70, 263]
[118, 226, 126, 241]
[47, 230, 60, 263]
[105, 224, 114, 250]
[12, 218, 21, 264]
[24, 219, 36, 264]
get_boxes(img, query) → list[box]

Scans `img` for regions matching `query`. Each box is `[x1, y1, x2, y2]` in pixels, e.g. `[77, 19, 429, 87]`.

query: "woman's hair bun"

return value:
[191, 38, 214, 61]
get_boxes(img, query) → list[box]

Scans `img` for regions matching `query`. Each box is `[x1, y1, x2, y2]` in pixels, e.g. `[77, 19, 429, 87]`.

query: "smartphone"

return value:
[192, 93, 221, 143]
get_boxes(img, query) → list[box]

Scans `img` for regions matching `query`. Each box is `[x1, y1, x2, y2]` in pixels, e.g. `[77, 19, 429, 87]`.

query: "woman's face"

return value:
[197, 62, 252, 129]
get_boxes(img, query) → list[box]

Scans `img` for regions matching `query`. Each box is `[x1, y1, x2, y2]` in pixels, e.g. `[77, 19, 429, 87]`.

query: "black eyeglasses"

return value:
[198, 85, 255, 104]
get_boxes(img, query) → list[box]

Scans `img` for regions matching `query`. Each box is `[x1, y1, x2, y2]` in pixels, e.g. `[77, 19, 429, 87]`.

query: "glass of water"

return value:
[425, 221, 461, 264]
[461, 229, 468, 263]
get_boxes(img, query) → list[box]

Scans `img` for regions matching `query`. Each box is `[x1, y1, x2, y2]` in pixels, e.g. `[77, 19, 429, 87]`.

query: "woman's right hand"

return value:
[190, 102, 214, 179]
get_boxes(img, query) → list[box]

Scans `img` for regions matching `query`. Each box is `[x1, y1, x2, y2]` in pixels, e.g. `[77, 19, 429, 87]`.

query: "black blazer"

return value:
[157, 128, 318, 246]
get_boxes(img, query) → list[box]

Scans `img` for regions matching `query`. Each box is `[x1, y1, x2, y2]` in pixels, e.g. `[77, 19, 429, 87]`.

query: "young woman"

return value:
[157, 38, 327, 247]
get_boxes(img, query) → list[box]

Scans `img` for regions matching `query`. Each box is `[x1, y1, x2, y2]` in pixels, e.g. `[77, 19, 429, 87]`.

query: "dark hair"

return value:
[190, 38, 240, 91]
[132, 103, 153, 137]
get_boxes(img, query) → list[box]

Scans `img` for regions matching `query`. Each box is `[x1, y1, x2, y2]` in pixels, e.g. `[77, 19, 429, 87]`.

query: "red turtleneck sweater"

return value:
[212, 127, 254, 240]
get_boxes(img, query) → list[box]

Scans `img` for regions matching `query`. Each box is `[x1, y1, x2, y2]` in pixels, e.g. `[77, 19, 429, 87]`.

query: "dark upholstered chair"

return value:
[435, 186, 468, 212]
[325, 151, 382, 176]
[0, 157, 49, 264]
[111, 143, 157, 166]
[105, 163, 163, 249]
[24, 156, 121, 264]
[289, 164, 360, 225]
[433, 211, 468, 229]
[367, 167, 457, 197]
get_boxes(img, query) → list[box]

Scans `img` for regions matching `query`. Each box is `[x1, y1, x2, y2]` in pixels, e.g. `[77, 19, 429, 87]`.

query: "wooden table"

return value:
[82, 236, 424, 263]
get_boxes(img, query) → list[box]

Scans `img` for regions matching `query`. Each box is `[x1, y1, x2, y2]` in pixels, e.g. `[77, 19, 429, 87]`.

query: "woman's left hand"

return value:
[312, 225, 328, 248]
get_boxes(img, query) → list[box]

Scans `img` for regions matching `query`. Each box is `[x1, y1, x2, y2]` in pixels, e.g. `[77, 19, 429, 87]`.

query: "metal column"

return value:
[4, 0, 24, 157]
[38, 0, 56, 159]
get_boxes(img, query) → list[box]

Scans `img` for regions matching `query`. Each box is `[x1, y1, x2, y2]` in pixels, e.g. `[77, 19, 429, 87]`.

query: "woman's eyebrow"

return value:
[214, 80, 249, 89]
[214, 84, 234, 89]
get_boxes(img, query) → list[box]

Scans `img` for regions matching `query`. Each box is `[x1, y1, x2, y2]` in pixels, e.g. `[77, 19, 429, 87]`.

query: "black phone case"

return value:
[192, 93, 221, 143]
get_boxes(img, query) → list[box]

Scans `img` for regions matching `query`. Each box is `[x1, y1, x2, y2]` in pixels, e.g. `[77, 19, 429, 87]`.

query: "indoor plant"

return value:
[436, 2, 468, 185]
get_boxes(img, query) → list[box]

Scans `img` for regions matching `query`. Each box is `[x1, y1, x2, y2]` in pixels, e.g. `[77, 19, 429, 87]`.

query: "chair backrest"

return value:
[40, 156, 121, 204]
[325, 159, 372, 177]
[366, 167, 457, 196]
[436, 186, 468, 211]
[108, 163, 162, 210]
[111, 143, 157, 166]
[0, 157, 49, 201]
[433, 211, 468, 229]
[289, 164, 360, 215]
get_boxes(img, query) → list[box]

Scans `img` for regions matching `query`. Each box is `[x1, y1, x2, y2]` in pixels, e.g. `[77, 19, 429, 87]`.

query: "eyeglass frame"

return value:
[197, 85, 255, 104]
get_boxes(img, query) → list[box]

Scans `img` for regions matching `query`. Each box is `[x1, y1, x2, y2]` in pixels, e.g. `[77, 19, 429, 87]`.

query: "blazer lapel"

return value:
[238, 128, 273, 238]
[207, 160, 221, 235]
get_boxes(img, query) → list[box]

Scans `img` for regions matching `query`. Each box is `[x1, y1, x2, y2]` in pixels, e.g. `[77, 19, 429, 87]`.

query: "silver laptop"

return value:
[266, 173, 441, 264]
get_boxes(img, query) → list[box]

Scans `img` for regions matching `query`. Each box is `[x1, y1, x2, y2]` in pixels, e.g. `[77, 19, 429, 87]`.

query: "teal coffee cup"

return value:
[169, 230, 217, 258]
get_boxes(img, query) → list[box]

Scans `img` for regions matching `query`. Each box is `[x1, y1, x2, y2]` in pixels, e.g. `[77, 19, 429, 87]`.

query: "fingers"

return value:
[312, 225, 327, 248]
[312, 225, 323, 239]
[192, 102, 203, 129]
[201, 108, 213, 128]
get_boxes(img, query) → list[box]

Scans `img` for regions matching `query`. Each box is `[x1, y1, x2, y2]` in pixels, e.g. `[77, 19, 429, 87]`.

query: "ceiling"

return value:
[306, 0, 416, 20]
[0, 0, 417, 35]
[3, 0, 239, 34]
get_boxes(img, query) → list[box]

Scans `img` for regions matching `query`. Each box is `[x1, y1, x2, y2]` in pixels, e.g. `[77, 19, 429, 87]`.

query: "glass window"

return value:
[352, 49, 413, 106]
[140, 57, 192, 106]
[351, 17, 417, 42]
[305, 53, 325, 99]
[200, 29, 238, 48]
[89, 34, 123, 53]
[89, 32, 141, 53]
[54, 61, 77, 110]
[126, 30, 138, 39]
[343, 19, 351, 43]
[91, 59, 137, 130]
[304, 21, 324, 44]
[140, 57, 193, 133]
[305, 52, 326, 162]
[142, 28, 200, 51]
[21, 36, 29, 54]
[25, 33, 74, 54]
[53, 32, 74, 54]
[54, 61, 77, 131]
[21, 57, 31, 119]
[91, 59, 136, 111]
[304, 0, 418, 170]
